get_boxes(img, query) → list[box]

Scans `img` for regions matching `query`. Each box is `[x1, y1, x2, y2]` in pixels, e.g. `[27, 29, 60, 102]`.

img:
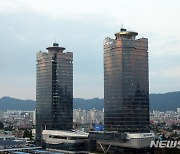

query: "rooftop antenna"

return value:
[53, 38, 59, 47]
[120, 22, 126, 32]
[121, 22, 124, 29]
[120, 22, 125, 32]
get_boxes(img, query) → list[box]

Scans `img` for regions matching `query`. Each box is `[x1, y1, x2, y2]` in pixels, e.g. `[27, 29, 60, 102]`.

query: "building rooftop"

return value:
[42, 130, 88, 138]
[46, 43, 65, 52]
[115, 28, 138, 40]
[0, 134, 15, 138]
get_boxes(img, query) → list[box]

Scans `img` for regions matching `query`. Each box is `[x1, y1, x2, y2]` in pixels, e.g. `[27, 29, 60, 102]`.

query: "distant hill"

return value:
[73, 98, 103, 110]
[0, 97, 103, 111]
[0, 91, 180, 111]
[0, 97, 35, 111]
[150, 91, 180, 111]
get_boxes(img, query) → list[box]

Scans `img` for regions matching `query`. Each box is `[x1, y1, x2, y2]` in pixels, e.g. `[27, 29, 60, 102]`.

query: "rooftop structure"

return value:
[42, 130, 88, 153]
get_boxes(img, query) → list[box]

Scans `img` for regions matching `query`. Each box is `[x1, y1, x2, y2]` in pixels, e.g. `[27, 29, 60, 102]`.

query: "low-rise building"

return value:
[89, 131, 155, 153]
[42, 130, 89, 153]
[0, 134, 25, 150]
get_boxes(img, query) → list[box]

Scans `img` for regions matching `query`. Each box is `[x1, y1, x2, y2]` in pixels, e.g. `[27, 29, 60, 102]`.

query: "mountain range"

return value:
[0, 91, 179, 112]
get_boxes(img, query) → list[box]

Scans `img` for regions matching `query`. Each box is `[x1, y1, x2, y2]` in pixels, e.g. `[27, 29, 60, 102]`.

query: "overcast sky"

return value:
[0, 0, 180, 100]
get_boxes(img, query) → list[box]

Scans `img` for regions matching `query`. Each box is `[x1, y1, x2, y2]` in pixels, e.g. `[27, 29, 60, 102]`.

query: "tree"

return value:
[0, 122, 4, 130]
[4, 126, 13, 131]
[23, 129, 32, 139]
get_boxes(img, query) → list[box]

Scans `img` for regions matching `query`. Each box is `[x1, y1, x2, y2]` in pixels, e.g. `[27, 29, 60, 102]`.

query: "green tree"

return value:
[4, 126, 13, 131]
[23, 129, 32, 139]
[0, 122, 4, 130]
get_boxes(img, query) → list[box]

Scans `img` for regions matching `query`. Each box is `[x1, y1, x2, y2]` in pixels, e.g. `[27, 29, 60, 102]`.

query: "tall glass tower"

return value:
[104, 28, 149, 133]
[36, 43, 73, 142]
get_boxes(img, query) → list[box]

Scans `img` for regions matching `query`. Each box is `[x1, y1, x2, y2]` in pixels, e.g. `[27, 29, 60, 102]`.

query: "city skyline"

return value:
[0, 0, 180, 100]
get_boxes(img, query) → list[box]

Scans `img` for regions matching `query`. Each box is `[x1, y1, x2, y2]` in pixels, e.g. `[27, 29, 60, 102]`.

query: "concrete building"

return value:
[0, 110, 3, 122]
[73, 109, 104, 126]
[89, 131, 154, 153]
[0, 134, 26, 150]
[32, 110, 36, 126]
[36, 43, 73, 143]
[42, 130, 88, 153]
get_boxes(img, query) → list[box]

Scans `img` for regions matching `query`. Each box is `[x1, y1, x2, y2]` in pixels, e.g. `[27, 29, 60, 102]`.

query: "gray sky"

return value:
[0, 0, 180, 100]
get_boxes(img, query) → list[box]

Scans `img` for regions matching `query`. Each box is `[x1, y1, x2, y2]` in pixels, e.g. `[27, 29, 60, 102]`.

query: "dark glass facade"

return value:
[36, 43, 73, 142]
[104, 29, 149, 133]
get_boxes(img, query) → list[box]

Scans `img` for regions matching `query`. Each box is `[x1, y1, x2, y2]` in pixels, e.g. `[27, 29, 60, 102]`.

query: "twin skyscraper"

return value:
[36, 43, 73, 142]
[104, 28, 149, 133]
[36, 28, 150, 144]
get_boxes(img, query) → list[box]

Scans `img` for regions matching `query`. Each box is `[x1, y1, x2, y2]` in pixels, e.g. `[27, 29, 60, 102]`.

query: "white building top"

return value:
[126, 133, 155, 139]
[42, 130, 88, 138]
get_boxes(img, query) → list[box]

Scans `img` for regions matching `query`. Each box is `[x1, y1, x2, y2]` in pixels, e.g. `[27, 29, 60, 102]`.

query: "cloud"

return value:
[0, 0, 112, 20]
[149, 65, 180, 94]
[0, 0, 180, 99]
[0, 0, 21, 13]
[0, 74, 35, 99]
[74, 74, 103, 99]
[162, 66, 180, 78]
